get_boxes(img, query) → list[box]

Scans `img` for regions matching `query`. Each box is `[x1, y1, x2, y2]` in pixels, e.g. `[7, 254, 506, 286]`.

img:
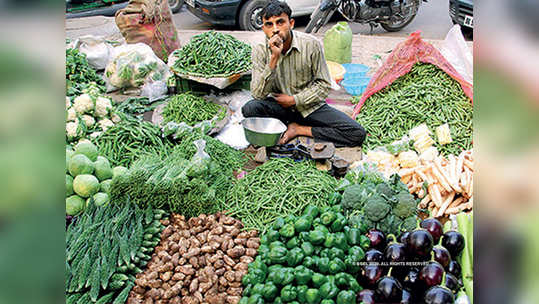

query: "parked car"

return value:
[66, 0, 183, 19]
[185, 0, 319, 31]
[449, 0, 473, 36]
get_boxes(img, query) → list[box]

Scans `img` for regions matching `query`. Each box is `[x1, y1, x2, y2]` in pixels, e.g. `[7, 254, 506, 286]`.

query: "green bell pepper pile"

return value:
[240, 203, 367, 303]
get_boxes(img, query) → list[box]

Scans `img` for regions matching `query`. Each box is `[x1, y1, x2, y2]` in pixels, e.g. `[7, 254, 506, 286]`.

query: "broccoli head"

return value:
[341, 182, 376, 211]
[364, 195, 391, 222]
[376, 214, 404, 235]
[402, 216, 419, 232]
[375, 182, 394, 200]
[393, 191, 417, 219]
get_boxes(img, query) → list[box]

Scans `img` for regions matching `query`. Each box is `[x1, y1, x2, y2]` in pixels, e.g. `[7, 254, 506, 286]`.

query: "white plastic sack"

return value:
[441, 25, 473, 84]
[104, 43, 171, 99]
[215, 110, 250, 150]
[68, 35, 114, 70]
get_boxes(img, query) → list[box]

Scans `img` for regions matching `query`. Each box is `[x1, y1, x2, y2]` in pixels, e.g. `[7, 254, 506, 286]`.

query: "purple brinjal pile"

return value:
[357, 218, 466, 304]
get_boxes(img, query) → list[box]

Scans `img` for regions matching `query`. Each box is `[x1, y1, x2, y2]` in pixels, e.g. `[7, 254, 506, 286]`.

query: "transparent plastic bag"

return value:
[441, 25, 473, 84]
[104, 43, 171, 93]
[186, 139, 211, 177]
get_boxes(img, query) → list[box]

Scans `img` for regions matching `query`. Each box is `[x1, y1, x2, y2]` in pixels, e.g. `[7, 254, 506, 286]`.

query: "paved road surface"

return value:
[66, 0, 458, 41]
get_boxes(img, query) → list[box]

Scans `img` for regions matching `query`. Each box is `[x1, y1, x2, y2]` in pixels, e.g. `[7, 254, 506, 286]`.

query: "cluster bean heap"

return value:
[172, 31, 252, 78]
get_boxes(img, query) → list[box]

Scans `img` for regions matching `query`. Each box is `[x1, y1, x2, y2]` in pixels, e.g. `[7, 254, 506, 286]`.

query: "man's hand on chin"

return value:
[273, 93, 295, 108]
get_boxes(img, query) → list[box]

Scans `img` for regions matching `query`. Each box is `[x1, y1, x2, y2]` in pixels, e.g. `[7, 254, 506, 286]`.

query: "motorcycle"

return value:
[305, 0, 426, 33]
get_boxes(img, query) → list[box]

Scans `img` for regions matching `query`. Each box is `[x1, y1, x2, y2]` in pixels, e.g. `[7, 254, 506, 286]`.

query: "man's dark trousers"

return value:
[242, 98, 366, 147]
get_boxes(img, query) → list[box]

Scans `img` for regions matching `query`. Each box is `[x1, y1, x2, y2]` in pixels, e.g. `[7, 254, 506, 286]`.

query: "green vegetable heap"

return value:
[66, 48, 105, 96]
[225, 158, 338, 232]
[162, 92, 225, 126]
[354, 63, 473, 155]
[66, 201, 167, 304]
[109, 144, 232, 218]
[240, 202, 370, 304]
[339, 164, 420, 235]
[92, 114, 175, 167]
[171, 31, 252, 78]
[172, 129, 246, 176]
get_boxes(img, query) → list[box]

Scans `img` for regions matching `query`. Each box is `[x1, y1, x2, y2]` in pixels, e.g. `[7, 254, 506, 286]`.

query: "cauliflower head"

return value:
[95, 96, 112, 118]
[67, 108, 77, 122]
[66, 122, 83, 141]
[66, 97, 71, 108]
[98, 118, 114, 131]
[81, 115, 96, 128]
[73, 93, 94, 114]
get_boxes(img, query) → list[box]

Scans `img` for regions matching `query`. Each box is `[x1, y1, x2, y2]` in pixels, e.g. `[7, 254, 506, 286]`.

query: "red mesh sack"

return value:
[115, 0, 180, 62]
[352, 31, 473, 118]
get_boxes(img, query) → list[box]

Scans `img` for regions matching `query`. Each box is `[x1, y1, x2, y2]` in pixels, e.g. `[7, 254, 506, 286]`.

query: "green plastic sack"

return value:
[323, 22, 353, 64]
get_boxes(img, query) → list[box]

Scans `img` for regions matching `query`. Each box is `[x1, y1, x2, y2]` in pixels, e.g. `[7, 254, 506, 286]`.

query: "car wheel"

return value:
[168, 0, 184, 13]
[238, 0, 267, 31]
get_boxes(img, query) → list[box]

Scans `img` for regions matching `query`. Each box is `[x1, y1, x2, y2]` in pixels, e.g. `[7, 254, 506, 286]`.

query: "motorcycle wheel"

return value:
[380, 10, 417, 32]
[305, 7, 335, 33]
[168, 0, 184, 13]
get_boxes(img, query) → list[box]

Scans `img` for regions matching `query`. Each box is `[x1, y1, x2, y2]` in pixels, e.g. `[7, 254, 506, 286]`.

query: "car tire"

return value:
[168, 0, 184, 13]
[238, 0, 267, 31]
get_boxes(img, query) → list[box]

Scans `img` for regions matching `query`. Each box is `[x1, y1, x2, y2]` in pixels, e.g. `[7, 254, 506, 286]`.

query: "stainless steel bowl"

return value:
[242, 117, 287, 147]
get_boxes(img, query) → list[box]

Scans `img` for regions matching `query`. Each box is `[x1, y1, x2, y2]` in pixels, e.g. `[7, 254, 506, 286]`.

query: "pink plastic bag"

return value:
[352, 31, 473, 118]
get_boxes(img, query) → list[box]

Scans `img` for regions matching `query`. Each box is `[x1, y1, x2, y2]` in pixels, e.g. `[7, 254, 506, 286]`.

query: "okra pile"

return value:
[65, 201, 167, 304]
[240, 199, 370, 304]
[171, 31, 252, 78]
[354, 63, 473, 155]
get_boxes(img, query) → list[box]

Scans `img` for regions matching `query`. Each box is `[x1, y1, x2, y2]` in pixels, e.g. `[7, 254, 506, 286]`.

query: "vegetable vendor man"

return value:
[242, 0, 366, 147]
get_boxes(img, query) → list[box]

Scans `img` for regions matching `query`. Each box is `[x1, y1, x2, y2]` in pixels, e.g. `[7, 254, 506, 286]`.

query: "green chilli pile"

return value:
[91, 114, 175, 167]
[171, 31, 252, 78]
[354, 63, 473, 155]
[66, 201, 167, 304]
[225, 158, 338, 232]
[162, 93, 225, 126]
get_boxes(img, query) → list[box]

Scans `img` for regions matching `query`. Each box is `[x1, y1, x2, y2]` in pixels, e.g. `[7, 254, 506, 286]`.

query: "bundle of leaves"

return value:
[109, 147, 232, 218]
[66, 48, 105, 96]
[339, 164, 420, 235]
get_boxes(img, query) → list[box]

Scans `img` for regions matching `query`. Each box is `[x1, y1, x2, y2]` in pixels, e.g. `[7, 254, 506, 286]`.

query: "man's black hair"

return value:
[261, 0, 292, 20]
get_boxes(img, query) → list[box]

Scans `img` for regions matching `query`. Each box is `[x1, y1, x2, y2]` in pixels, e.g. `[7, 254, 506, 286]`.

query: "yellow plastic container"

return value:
[326, 61, 346, 83]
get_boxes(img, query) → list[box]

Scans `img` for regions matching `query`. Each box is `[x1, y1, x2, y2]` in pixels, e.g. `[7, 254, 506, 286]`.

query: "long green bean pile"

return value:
[92, 115, 175, 167]
[162, 93, 225, 126]
[224, 158, 338, 232]
[354, 63, 473, 155]
[171, 31, 252, 78]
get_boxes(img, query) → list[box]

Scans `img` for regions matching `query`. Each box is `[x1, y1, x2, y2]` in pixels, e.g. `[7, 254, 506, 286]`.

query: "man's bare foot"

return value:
[279, 123, 312, 145]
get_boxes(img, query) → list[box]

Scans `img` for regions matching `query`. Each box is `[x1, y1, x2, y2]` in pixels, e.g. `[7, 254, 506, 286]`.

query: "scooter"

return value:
[305, 0, 426, 33]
